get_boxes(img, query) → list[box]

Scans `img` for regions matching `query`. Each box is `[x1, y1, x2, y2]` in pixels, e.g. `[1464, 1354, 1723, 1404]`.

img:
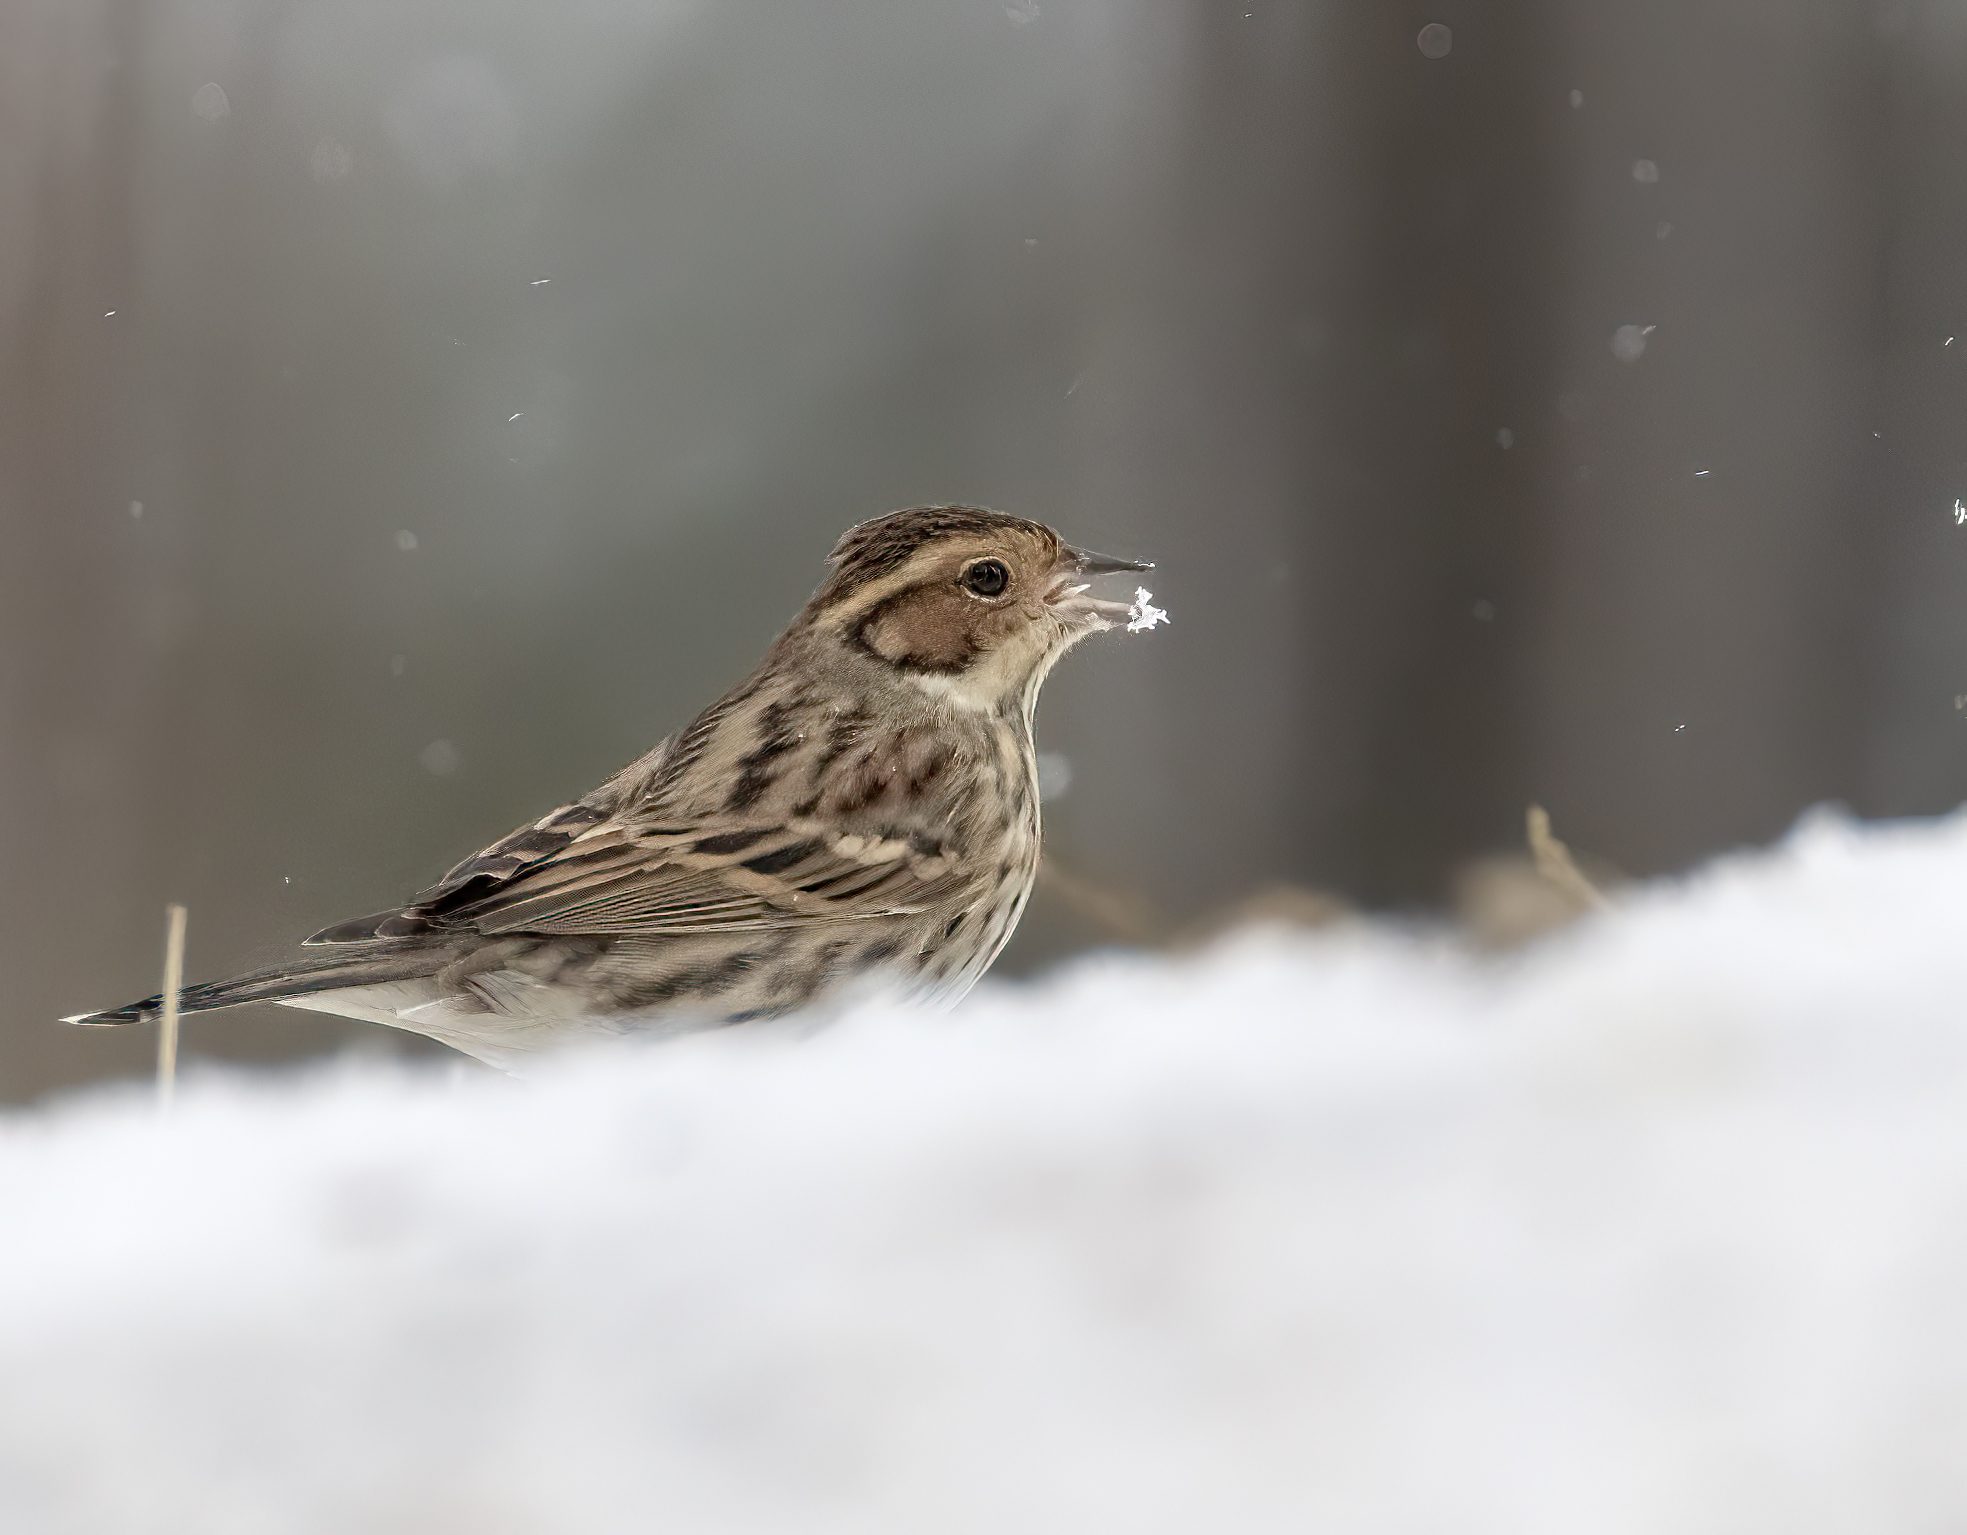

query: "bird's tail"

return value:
[62, 947, 451, 1027]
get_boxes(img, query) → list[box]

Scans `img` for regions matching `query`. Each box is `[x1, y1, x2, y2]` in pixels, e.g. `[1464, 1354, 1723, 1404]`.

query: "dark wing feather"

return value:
[437, 827, 968, 936]
[307, 798, 968, 945]
[303, 799, 616, 944]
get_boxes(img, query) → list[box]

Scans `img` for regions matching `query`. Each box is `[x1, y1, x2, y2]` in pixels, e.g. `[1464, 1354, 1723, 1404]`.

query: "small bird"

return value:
[67, 506, 1164, 1069]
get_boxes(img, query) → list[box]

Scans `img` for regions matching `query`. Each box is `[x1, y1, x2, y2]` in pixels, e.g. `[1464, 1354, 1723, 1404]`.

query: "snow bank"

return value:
[7, 808, 1967, 1534]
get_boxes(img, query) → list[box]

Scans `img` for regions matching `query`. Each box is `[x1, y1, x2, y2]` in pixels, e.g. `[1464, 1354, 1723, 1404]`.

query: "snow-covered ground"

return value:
[7, 808, 1967, 1534]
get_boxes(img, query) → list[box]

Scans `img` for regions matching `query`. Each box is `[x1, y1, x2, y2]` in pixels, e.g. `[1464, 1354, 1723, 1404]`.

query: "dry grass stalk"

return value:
[1037, 855, 1163, 945]
[1525, 805, 1606, 911]
[158, 904, 187, 1112]
[1039, 856, 1347, 951]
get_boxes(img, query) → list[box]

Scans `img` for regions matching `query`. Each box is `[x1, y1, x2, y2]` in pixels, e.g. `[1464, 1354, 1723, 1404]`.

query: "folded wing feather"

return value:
[308, 802, 968, 945]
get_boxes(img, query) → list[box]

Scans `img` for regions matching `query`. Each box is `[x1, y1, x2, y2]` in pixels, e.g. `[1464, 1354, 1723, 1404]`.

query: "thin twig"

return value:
[1525, 805, 1607, 910]
[158, 904, 187, 1112]
[1036, 855, 1164, 945]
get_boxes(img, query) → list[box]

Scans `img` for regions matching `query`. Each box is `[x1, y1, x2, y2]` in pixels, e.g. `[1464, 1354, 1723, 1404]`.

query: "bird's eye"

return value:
[962, 559, 1010, 598]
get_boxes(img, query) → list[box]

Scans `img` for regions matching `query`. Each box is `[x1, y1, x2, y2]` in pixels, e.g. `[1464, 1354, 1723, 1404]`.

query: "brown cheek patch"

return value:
[858, 587, 988, 673]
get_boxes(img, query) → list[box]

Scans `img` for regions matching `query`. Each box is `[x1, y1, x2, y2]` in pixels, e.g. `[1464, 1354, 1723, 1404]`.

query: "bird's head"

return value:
[798, 505, 1157, 713]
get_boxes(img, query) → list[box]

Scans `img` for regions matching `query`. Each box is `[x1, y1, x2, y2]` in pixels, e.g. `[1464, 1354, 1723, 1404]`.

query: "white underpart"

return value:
[1126, 585, 1168, 632]
[10, 807, 1967, 1529]
[280, 977, 727, 1072]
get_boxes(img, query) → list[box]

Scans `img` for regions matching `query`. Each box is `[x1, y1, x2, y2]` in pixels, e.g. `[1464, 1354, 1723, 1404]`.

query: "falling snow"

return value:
[311, 139, 353, 183]
[1035, 751, 1073, 801]
[419, 739, 461, 775]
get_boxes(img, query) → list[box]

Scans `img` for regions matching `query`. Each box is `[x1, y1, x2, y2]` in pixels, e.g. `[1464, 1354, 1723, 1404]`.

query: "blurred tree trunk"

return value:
[1051, 0, 1901, 922]
[0, 0, 168, 1092]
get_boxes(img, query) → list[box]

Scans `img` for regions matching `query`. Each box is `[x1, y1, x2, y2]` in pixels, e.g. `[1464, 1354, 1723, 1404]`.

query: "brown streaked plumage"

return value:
[66, 506, 1159, 1070]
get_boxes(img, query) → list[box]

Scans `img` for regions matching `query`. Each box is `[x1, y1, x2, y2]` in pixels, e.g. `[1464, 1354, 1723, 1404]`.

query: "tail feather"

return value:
[63, 947, 452, 1027]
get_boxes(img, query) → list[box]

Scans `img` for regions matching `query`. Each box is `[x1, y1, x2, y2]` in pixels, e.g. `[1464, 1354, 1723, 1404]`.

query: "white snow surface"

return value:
[8, 807, 1967, 1533]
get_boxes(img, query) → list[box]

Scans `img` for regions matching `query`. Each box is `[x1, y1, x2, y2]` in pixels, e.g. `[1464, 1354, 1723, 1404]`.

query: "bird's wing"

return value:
[306, 801, 969, 944]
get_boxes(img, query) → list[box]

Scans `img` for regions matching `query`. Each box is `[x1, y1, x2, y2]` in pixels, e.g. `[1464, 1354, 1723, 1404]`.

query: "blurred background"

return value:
[5, 0, 1965, 1101]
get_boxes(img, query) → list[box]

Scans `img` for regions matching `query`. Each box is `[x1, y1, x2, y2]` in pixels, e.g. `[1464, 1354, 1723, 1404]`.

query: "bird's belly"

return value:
[275, 980, 696, 1072]
[275, 859, 1039, 1069]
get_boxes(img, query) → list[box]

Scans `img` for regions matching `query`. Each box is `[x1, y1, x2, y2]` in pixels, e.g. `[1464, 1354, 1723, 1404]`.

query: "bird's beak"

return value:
[1047, 543, 1157, 630]
[1066, 545, 1155, 577]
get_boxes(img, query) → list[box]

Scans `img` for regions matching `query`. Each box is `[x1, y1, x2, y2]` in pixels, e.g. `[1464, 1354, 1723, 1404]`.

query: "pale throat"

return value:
[903, 669, 1001, 714]
[902, 632, 1073, 721]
